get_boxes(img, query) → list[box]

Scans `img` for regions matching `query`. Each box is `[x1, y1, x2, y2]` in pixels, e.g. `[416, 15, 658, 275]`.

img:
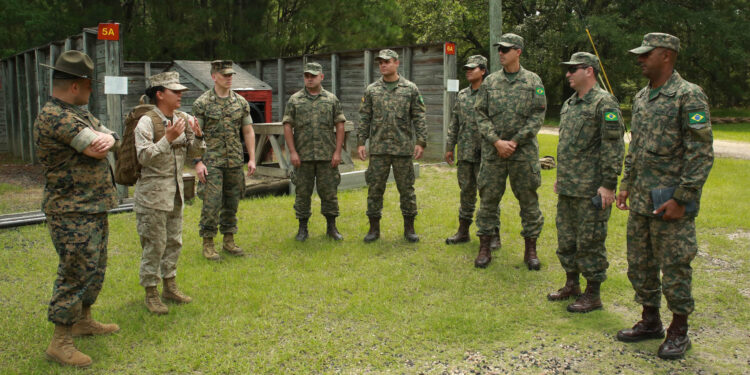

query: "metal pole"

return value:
[489, 0, 502, 72]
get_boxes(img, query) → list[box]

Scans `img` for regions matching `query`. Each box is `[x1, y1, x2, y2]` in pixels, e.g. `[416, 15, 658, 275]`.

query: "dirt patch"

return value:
[696, 250, 739, 271]
[0, 155, 44, 188]
[727, 230, 750, 241]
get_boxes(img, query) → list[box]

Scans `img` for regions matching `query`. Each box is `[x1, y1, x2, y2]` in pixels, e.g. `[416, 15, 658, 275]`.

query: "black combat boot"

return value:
[474, 235, 492, 268]
[489, 227, 501, 250]
[295, 218, 309, 242]
[616, 305, 665, 342]
[567, 280, 603, 313]
[403, 215, 419, 242]
[325, 215, 343, 241]
[363, 216, 380, 243]
[524, 237, 541, 270]
[445, 219, 471, 244]
[658, 313, 691, 359]
[547, 272, 582, 301]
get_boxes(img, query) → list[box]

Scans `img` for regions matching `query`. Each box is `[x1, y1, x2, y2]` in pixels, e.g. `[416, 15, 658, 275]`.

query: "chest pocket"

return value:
[316, 99, 334, 125]
[514, 86, 533, 115]
[644, 105, 681, 156]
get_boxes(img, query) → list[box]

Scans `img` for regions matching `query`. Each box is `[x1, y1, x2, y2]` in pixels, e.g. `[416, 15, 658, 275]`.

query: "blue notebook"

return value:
[651, 187, 697, 216]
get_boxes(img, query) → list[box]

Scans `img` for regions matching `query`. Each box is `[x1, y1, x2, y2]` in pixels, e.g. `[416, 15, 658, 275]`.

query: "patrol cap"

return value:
[210, 60, 236, 75]
[303, 62, 323, 75]
[464, 55, 488, 69]
[493, 33, 524, 50]
[375, 49, 399, 61]
[148, 71, 188, 91]
[560, 52, 599, 69]
[629, 33, 680, 54]
[40, 50, 94, 79]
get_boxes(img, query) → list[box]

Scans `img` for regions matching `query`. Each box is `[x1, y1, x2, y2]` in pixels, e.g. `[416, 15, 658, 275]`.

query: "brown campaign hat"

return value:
[148, 71, 188, 91]
[40, 50, 94, 79]
[210, 60, 236, 75]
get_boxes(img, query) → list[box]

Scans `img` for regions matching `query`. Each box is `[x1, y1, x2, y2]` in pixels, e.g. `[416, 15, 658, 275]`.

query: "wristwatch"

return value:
[193, 158, 202, 166]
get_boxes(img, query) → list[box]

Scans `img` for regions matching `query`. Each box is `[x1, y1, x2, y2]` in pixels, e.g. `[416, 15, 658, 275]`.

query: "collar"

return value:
[648, 70, 681, 100]
[377, 76, 405, 89]
[499, 66, 527, 83]
[303, 87, 325, 99]
[571, 87, 597, 104]
[210, 88, 235, 102]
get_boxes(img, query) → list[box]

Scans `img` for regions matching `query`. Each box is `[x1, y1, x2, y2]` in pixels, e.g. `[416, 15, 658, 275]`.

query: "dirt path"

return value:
[539, 126, 750, 160]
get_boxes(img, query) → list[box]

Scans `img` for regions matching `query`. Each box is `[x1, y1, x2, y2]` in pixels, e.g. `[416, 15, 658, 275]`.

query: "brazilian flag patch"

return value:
[419, 95, 424, 104]
[535, 87, 545, 96]
[604, 111, 619, 122]
[689, 112, 707, 124]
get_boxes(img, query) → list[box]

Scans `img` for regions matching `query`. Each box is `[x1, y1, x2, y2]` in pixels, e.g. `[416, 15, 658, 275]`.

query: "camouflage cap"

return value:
[629, 32, 680, 54]
[210, 60, 236, 75]
[560, 52, 599, 68]
[464, 55, 488, 69]
[40, 50, 94, 79]
[303, 62, 323, 75]
[375, 49, 399, 61]
[493, 33, 524, 50]
[148, 71, 188, 91]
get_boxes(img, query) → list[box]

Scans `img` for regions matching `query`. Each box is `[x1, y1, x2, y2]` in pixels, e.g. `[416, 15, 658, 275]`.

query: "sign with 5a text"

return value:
[98, 23, 119, 41]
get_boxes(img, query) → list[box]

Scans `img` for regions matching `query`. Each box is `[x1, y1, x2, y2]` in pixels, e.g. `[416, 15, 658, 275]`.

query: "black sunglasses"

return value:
[567, 65, 589, 74]
[497, 46, 516, 53]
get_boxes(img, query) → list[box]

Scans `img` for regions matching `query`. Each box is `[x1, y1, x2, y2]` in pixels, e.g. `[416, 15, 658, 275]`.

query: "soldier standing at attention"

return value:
[548, 52, 625, 313]
[444, 55, 500, 248]
[135, 72, 205, 314]
[616, 33, 713, 360]
[283, 62, 347, 241]
[473, 33, 547, 269]
[34, 50, 120, 367]
[358, 49, 427, 243]
[193, 60, 256, 260]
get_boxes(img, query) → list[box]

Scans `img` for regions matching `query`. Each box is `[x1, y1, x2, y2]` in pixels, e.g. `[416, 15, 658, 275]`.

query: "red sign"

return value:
[97, 23, 119, 41]
[445, 42, 456, 55]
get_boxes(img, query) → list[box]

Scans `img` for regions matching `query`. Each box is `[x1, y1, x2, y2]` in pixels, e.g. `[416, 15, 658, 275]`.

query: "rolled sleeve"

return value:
[70, 127, 98, 153]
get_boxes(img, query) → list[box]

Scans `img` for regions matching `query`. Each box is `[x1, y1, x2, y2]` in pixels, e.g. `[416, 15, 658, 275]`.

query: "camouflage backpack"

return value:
[114, 96, 164, 185]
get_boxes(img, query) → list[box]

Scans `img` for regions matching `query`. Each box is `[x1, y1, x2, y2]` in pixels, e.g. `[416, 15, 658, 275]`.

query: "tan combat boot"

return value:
[202, 237, 220, 260]
[222, 233, 245, 256]
[144, 286, 168, 315]
[45, 324, 92, 367]
[162, 277, 193, 304]
[71, 305, 120, 337]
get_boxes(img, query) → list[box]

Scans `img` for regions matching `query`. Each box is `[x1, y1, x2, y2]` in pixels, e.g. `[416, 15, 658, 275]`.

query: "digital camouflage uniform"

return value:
[622, 70, 713, 316]
[193, 88, 252, 238]
[34, 98, 119, 325]
[556, 85, 625, 283]
[446, 82, 483, 222]
[134, 107, 205, 287]
[283, 87, 346, 219]
[358, 75, 427, 218]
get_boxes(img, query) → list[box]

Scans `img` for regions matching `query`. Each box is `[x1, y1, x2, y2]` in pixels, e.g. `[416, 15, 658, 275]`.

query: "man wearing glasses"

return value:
[548, 52, 624, 313]
[473, 33, 547, 269]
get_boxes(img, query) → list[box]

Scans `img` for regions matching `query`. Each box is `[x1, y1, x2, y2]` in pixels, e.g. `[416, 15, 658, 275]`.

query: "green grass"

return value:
[712, 107, 750, 118]
[0, 134, 749, 373]
[712, 122, 750, 143]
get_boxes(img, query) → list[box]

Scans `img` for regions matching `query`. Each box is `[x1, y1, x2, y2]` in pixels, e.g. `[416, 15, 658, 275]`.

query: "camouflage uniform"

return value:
[134, 107, 205, 287]
[192, 88, 252, 238]
[358, 75, 427, 218]
[446, 83, 483, 222]
[622, 70, 713, 315]
[34, 98, 119, 325]
[283, 87, 346, 219]
[556, 85, 625, 282]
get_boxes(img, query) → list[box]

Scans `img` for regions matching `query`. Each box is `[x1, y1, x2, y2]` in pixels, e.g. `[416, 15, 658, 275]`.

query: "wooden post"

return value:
[2, 61, 14, 156]
[276, 58, 285, 122]
[330, 53, 339, 97]
[24, 52, 37, 163]
[255, 60, 262, 80]
[443, 42, 457, 156]
[34, 49, 45, 114]
[48, 44, 58, 101]
[104, 38, 127, 198]
[6, 60, 17, 158]
[82, 31, 95, 112]
[402, 47, 412, 80]
[363, 50, 373, 87]
[489, 0, 503, 73]
[15, 56, 29, 162]
[64, 38, 72, 51]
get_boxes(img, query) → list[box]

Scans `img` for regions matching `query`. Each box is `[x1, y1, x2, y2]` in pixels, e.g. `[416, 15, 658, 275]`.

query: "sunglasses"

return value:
[567, 65, 589, 74]
[497, 46, 516, 53]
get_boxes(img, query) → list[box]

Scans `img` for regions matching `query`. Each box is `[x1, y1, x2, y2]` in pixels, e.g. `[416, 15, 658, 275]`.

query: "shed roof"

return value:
[169, 60, 272, 91]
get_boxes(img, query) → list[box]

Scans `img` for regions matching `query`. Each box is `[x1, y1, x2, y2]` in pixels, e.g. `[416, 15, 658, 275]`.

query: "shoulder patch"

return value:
[604, 111, 620, 122]
[418, 95, 424, 104]
[689, 112, 707, 124]
[361, 96, 365, 103]
[535, 87, 545, 96]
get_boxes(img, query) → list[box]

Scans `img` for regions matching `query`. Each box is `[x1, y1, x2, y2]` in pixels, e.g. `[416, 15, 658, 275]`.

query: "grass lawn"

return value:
[1, 134, 749, 374]
[712, 122, 750, 143]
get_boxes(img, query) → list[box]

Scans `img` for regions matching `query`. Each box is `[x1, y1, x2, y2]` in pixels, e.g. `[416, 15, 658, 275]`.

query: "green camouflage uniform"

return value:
[283, 87, 346, 219]
[474, 66, 547, 237]
[34, 98, 119, 325]
[446, 86, 482, 222]
[358, 75, 427, 218]
[192, 89, 252, 238]
[556, 86, 625, 283]
[622, 71, 713, 316]
[134, 107, 205, 287]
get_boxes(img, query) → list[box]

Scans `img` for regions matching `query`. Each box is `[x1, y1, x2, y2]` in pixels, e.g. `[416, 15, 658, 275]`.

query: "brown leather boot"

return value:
[403, 215, 419, 242]
[489, 227, 501, 251]
[363, 216, 380, 243]
[567, 280, 603, 313]
[524, 237, 541, 270]
[144, 286, 168, 315]
[658, 313, 691, 359]
[202, 237, 220, 261]
[223, 233, 245, 256]
[445, 219, 471, 244]
[475, 235, 492, 268]
[616, 305, 665, 342]
[325, 216, 343, 241]
[547, 272, 582, 301]
[71, 305, 119, 337]
[45, 324, 92, 367]
[162, 277, 193, 304]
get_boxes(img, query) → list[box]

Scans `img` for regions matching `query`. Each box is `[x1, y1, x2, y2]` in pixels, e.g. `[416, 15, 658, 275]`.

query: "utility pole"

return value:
[489, 0, 502, 72]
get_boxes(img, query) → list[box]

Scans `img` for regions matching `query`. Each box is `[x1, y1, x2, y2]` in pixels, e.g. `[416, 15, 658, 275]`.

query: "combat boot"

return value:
[363, 217, 380, 243]
[144, 286, 168, 315]
[658, 313, 691, 359]
[71, 305, 119, 337]
[475, 235, 492, 268]
[567, 280, 603, 313]
[45, 324, 92, 367]
[294, 218, 309, 241]
[162, 277, 193, 304]
[403, 215, 419, 242]
[325, 216, 344, 241]
[616, 305, 665, 342]
[202, 237, 220, 261]
[445, 219, 471, 244]
[490, 227, 501, 251]
[523, 237, 541, 270]
[223, 233, 245, 256]
[547, 272, 582, 301]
